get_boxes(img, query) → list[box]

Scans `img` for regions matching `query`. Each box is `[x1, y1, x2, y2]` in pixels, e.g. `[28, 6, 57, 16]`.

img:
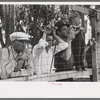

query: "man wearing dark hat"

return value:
[54, 22, 75, 72]
[0, 32, 34, 79]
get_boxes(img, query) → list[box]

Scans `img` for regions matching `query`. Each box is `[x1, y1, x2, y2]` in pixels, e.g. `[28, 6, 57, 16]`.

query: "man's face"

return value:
[60, 25, 68, 38]
[71, 17, 80, 26]
[46, 36, 53, 47]
[13, 40, 27, 53]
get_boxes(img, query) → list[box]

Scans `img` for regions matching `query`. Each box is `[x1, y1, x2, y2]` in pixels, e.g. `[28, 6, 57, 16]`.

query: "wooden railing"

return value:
[0, 69, 92, 81]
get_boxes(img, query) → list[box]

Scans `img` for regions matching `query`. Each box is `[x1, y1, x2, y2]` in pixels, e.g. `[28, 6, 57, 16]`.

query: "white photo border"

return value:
[0, 1, 100, 98]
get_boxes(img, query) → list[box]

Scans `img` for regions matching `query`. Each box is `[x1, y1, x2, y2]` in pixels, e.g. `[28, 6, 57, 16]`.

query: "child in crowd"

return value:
[69, 12, 87, 71]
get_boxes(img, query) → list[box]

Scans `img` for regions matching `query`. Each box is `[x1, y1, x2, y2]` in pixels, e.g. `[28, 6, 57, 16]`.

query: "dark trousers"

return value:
[72, 31, 85, 68]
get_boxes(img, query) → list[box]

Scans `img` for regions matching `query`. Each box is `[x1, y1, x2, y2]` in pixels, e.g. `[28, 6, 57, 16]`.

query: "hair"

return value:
[69, 12, 80, 24]
[55, 20, 68, 33]
[46, 33, 54, 41]
[57, 24, 68, 32]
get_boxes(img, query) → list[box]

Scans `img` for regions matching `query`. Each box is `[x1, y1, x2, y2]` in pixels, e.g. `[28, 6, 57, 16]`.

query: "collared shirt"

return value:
[32, 39, 68, 75]
[0, 46, 34, 79]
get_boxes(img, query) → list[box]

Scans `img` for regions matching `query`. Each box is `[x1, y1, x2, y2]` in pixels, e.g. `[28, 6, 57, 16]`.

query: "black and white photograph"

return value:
[0, 1, 100, 98]
[0, 3, 99, 82]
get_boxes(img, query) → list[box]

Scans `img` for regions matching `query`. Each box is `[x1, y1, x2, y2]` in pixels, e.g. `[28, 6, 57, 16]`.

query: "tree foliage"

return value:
[1, 5, 99, 48]
[15, 5, 68, 46]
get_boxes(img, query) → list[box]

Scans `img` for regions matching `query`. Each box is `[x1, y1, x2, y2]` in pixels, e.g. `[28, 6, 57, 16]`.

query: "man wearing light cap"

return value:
[0, 32, 34, 79]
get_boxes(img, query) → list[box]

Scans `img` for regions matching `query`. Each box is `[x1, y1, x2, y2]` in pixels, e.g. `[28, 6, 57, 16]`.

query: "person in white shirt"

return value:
[32, 25, 68, 75]
[0, 32, 34, 79]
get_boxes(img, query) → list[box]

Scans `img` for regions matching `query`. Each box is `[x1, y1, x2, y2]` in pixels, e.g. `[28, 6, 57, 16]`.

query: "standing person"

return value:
[0, 32, 34, 79]
[54, 22, 75, 72]
[32, 25, 68, 75]
[69, 12, 86, 71]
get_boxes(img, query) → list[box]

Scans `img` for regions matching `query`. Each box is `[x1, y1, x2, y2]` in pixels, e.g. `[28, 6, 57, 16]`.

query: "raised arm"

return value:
[32, 25, 52, 56]
[32, 37, 48, 56]
[52, 27, 69, 54]
[53, 27, 66, 43]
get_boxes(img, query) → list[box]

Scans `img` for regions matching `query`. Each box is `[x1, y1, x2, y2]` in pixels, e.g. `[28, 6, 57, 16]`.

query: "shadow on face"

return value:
[46, 35, 53, 47]
[12, 40, 27, 53]
[60, 25, 68, 38]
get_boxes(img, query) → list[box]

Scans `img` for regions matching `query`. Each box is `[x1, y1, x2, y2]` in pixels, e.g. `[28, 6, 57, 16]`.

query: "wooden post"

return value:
[71, 5, 89, 15]
[3, 5, 15, 46]
[89, 10, 98, 81]
[89, 9, 100, 82]
[9, 5, 15, 34]
[3, 5, 10, 46]
[94, 12, 100, 81]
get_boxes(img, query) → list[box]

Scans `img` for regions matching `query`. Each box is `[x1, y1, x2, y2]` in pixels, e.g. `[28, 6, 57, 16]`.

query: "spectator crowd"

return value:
[0, 11, 95, 79]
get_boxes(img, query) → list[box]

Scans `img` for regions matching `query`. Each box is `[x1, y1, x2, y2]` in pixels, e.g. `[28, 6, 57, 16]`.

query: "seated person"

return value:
[54, 23, 75, 72]
[0, 32, 34, 79]
[32, 25, 68, 75]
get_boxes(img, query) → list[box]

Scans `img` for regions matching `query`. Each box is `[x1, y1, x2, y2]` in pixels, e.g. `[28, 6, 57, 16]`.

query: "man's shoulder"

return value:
[1, 47, 10, 52]
[0, 46, 11, 58]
